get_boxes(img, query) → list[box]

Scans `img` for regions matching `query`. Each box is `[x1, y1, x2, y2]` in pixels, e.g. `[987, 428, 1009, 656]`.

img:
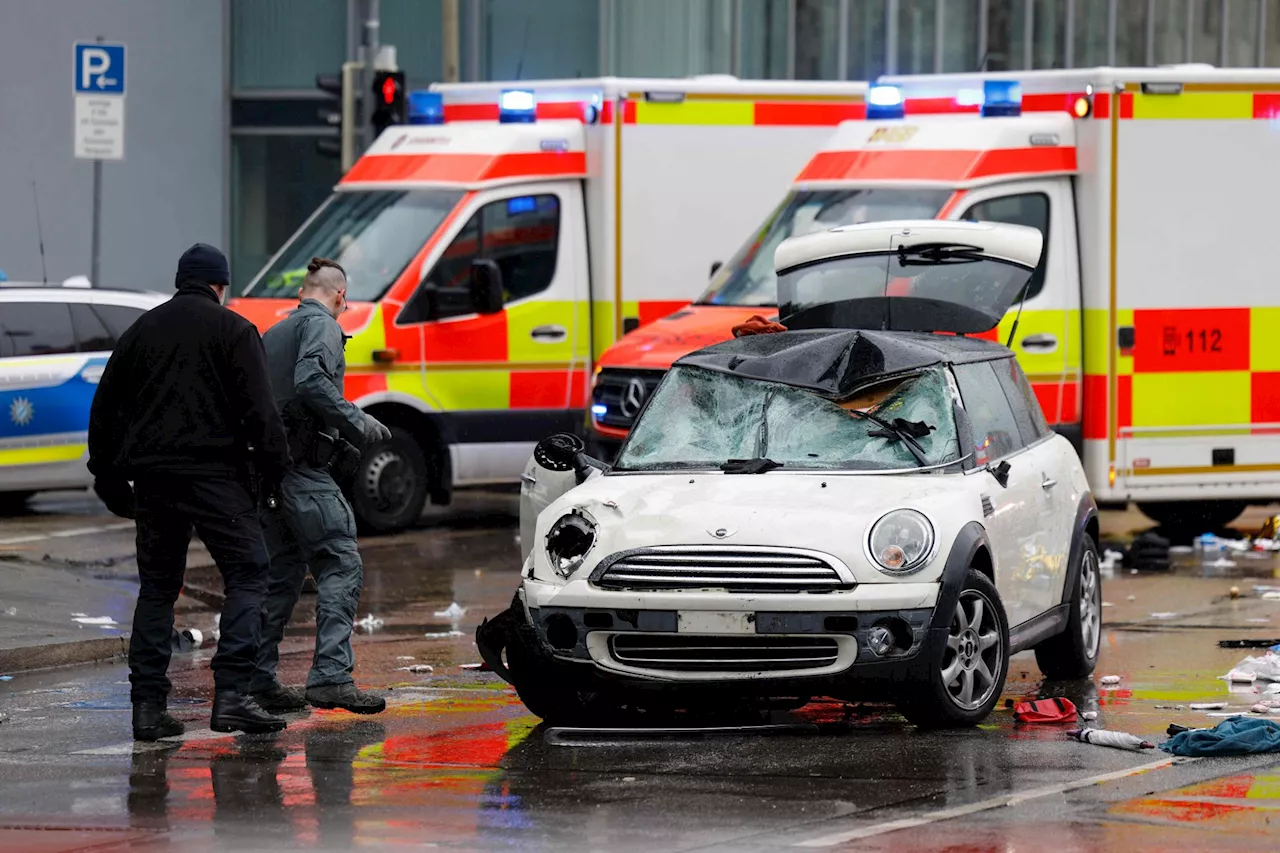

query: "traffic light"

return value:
[371, 70, 407, 139]
[316, 64, 360, 171]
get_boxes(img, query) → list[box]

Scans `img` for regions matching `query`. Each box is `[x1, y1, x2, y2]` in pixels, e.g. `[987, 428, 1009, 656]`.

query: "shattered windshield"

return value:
[696, 189, 952, 308]
[614, 365, 960, 472]
[240, 189, 464, 301]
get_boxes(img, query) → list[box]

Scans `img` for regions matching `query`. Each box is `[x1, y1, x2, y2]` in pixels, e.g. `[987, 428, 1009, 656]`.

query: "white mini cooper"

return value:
[477, 220, 1101, 727]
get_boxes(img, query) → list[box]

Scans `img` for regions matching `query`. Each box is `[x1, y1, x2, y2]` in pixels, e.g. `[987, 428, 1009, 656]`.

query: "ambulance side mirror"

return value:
[710, 260, 723, 277]
[469, 260, 505, 315]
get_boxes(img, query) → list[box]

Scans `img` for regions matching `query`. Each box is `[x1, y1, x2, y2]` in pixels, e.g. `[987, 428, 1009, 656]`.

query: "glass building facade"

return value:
[230, 0, 1280, 284]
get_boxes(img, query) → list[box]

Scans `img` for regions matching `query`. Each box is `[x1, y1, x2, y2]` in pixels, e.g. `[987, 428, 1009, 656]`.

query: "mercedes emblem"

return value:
[618, 377, 648, 418]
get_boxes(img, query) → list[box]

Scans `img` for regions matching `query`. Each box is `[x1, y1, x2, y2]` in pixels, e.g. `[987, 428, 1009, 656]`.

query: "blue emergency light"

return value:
[506, 196, 537, 215]
[866, 84, 905, 120]
[408, 91, 445, 124]
[981, 80, 1022, 117]
[591, 404, 608, 417]
[500, 89, 537, 123]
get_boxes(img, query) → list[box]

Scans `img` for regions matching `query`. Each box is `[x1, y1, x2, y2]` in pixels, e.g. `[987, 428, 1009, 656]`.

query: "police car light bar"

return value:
[981, 80, 1022, 117]
[866, 84, 904, 120]
[408, 91, 445, 125]
[500, 89, 537, 123]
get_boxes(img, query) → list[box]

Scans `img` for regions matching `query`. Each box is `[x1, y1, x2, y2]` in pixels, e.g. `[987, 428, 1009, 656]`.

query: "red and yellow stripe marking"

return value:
[342, 151, 587, 185]
[796, 145, 1076, 184]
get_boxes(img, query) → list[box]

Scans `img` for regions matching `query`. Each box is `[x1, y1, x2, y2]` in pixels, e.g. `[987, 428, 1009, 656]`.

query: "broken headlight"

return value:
[868, 509, 934, 575]
[545, 509, 597, 578]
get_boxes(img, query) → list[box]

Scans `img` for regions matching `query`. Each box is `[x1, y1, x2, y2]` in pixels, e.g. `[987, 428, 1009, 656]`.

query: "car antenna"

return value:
[31, 181, 48, 286]
[1004, 278, 1032, 348]
[884, 235, 898, 331]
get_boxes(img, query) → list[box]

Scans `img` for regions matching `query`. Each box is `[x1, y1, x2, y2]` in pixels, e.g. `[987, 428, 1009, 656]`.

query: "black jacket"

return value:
[88, 282, 291, 484]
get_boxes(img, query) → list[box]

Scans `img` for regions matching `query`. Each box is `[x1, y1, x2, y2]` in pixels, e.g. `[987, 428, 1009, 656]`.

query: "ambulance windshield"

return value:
[241, 189, 465, 302]
[697, 189, 951, 308]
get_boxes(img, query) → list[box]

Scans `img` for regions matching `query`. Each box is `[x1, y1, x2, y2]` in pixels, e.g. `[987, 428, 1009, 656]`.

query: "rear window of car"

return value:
[0, 301, 77, 358]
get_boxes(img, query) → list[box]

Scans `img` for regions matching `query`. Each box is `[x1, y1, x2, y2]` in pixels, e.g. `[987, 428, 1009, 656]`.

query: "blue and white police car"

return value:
[0, 281, 168, 512]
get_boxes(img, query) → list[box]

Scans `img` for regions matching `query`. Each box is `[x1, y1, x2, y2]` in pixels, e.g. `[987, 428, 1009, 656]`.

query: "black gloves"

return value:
[93, 477, 136, 519]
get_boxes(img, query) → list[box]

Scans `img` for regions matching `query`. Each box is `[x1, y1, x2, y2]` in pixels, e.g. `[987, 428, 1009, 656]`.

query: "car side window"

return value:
[961, 192, 1050, 300]
[399, 194, 561, 324]
[953, 361, 1024, 462]
[994, 357, 1050, 444]
[70, 304, 115, 352]
[92, 304, 148, 340]
[0, 302, 78, 358]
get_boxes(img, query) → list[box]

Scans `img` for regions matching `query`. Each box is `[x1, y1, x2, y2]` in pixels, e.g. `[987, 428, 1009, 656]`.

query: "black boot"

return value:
[211, 690, 288, 734]
[305, 683, 386, 714]
[252, 683, 309, 713]
[132, 701, 185, 742]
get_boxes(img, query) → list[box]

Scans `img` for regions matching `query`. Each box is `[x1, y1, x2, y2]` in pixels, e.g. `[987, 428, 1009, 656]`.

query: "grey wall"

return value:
[0, 0, 225, 290]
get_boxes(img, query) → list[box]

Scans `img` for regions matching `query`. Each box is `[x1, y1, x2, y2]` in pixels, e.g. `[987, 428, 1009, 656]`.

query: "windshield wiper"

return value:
[721, 458, 784, 475]
[897, 242, 985, 266]
[846, 410, 934, 467]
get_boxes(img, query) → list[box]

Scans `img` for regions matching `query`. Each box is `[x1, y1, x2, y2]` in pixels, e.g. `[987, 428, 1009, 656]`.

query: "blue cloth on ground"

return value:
[1160, 716, 1280, 757]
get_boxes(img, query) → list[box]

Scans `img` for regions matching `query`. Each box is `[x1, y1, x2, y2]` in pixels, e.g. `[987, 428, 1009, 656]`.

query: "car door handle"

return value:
[1041, 475, 1057, 490]
[521, 473, 537, 486]
[530, 325, 567, 342]
[1020, 333, 1058, 351]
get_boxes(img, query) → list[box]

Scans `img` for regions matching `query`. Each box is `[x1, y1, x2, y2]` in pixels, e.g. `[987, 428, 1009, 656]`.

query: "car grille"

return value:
[608, 634, 840, 672]
[591, 369, 666, 430]
[594, 546, 849, 593]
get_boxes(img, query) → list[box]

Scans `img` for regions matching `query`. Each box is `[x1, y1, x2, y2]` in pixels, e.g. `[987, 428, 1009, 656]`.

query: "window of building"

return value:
[941, 0, 981, 71]
[795, 0, 839, 79]
[399, 194, 561, 324]
[741, 0, 789, 78]
[231, 0, 346, 90]
[953, 361, 1024, 461]
[611, 0, 731, 76]
[961, 193, 1050, 300]
[0, 303, 77, 359]
[986, 0, 1031, 70]
[897, 0, 939, 74]
[487, 0, 599, 79]
[847, 0, 888, 79]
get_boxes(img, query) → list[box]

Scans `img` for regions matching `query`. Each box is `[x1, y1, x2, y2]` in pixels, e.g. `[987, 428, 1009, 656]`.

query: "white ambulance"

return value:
[231, 76, 867, 532]
[599, 65, 1279, 530]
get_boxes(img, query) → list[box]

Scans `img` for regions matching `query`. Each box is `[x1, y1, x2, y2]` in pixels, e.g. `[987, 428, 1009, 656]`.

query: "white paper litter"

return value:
[1101, 602, 1115, 608]
[1168, 545, 1193, 555]
[1221, 651, 1280, 683]
[424, 631, 463, 639]
[1207, 558, 1239, 569]
[1223, 539, 1251, 552]
[1080, 711, 1098, 721]
[396, 664, 433, 674]
[1099, 675, 1121, 685]
[1266, 683, 1280, 694]
[1227, 669, 1258, 683]
[355, 614, 385, 632]
[1100, 550, 1124, 572]
[72, 615, 118, 626]
[1149, 612, 1178, 619]
[1126, 595, 1137, 602]
[1190, 702, 1227, 710]
[396, 656, 415, 661]
[1264, 591, 1280, 601]
[434, 602, 466, 621]
[3, 607, 15, 617]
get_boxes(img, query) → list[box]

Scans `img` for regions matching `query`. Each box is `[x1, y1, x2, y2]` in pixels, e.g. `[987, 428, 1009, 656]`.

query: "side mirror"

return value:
[469, 260, 505, 315]
[989, 459, 1011, 489]
[533, 432, 605, 484]
[710, 260, 723, 277]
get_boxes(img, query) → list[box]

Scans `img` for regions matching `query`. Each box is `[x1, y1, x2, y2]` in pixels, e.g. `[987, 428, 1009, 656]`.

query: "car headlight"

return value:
[545, 509, 597, 578]
[868, 509, 934, 575]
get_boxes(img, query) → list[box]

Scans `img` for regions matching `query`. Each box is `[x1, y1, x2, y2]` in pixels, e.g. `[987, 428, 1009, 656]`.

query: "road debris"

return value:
[1126, 595, 1136, 602]
[1251, 702, 1280, 714]
[435, 602, 467, 621]
[355, 614, 385, 632]
[0, 676, 11, 682]
[1219, 639, 1280, 649]
[423, 631, 463, 639]
[1069, 728, 1155, 751]
[170, 628, 202, 653]
[71, 614, 119, 627]
[1149, 612, 1178, 619]
[396, 664, 433, 674]
[1154, 705, 1184, 711]
[1226, 670, 1258, 683]
[1099, 675, 1122, 685]
[3, 607, 15, 616]
[1190, 702, 1227, 711]
[1161, 716, 1280, 756]
[1220, 651, 1280, 683]
[1100, 549, 1124, 573]
[1231, 586, 1241, 599]
[1080, 711, 1099, 721]
[396, 656, 415, 661]
[1013, 697, 1077, 723]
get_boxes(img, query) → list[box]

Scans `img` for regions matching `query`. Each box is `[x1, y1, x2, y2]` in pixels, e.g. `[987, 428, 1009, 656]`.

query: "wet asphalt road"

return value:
[2, 493, 1280, 851]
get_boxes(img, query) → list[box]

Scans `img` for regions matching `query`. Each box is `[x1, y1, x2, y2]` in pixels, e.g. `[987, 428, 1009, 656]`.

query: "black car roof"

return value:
[674, 328, 1012, 399]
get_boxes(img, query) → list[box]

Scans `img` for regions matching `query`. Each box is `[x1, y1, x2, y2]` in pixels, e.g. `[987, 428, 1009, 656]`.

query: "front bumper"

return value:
[484, 580, 948, 699]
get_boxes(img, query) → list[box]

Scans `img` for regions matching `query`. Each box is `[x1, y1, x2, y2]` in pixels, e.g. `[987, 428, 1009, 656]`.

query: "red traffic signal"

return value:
[371, 70, 406, 137]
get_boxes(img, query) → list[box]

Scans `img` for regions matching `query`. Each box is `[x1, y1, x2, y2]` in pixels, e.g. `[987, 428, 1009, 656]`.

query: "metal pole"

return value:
[934, 0, 945, 72]
[1184, 0, 1193, 62]
[442, 0, 460, 82]
[1145, 0, 1155, 66]
[977, 0, 989, 69]
[91, 160, 101, 288]
[466, 0, 482, 80]
[886, 0, 899, 75]
[1106, 0, 1117, 65]
[346, 0, 359, 62]
[1064, 0, 1075, 68]
[364, 0, 380, 151]
[837, 0, 849, 79]
[786, 0, 796, 79]
[599, 0, 610, 75]
[1218, 0, 1229, 66]
[1024, 0, 1034, 69]
[1259, 0, 1268, 66]
[732, 0, 744, 76]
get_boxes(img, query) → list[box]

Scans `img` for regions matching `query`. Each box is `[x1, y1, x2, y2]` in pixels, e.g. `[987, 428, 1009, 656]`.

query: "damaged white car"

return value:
[477, 220, 1101, 727]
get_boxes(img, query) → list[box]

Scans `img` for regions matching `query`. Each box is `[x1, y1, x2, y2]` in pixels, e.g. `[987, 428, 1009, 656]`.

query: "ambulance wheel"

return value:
[900, 569, 1009, 729]
[351, 426, 430, 535]
[1034, 536, 1102, 680]
[0, 491, 33, 516]
[1138, 500, 1245, 531]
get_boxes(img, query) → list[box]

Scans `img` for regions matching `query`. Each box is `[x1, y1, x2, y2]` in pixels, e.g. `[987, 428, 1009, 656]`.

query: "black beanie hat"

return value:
[175, 243, 231, 288]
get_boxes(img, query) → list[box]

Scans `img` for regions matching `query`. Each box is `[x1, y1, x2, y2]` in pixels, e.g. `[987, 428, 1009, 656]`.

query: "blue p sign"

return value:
[74, 43, 126, 95]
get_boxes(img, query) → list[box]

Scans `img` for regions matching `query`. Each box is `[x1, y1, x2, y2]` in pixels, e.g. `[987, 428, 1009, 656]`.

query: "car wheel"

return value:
[350, 426, 430, 535]
[1138, 500, 1245, 531]
[900, 569, 1009, 729]
[505, 627, 608, 725]
[0, 491, 34, 516]
[1034, 535, 1102, 679]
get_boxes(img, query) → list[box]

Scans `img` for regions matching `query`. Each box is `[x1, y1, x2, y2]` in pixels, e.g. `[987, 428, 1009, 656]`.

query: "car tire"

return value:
[1034, 535, 1102, 680]
[0, 491, 33, 516]
[899, 569, 1010, 729]
[350, 426, 430, 535]
[1138, 500, 1245, 531]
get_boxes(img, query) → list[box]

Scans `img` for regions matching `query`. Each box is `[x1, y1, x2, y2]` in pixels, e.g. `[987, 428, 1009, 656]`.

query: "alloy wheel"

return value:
[941, 589, 1003, 710]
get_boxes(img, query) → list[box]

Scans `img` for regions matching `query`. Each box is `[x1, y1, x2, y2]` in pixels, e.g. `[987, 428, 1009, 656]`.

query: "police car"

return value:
[0, 281, 168, 513]
[479, 221, 1101, 728]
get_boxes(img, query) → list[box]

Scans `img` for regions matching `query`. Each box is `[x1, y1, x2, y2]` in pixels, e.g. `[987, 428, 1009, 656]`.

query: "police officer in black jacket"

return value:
[88, 243, 293, 741]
